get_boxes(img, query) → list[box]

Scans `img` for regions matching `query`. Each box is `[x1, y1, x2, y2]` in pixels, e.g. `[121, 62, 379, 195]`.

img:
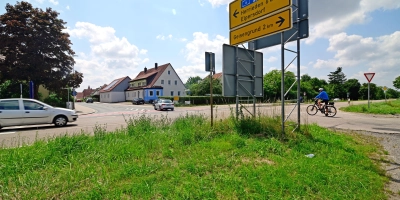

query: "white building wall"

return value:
[153, 64, 187, 97]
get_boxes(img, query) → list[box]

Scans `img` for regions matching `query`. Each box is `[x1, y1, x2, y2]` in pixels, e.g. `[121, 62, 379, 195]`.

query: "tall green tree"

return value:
[393, 76, 400, 90]
[0, 1, 83, 98]
[327, 67, 347, 98]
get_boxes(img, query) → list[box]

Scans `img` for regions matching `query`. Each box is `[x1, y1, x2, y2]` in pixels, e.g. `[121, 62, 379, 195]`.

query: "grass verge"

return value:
[340, 99, 400, 115]
[0, 113, 389, 199]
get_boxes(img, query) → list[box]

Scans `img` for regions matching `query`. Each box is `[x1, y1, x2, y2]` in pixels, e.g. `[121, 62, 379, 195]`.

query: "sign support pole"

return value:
[210, 53, 214, 127]
[281, 32, 285, 136]
[368, 82, 370, 109]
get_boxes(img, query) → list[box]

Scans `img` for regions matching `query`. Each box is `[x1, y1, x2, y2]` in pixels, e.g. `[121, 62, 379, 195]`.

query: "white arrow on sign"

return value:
[364, 73, 375, 83]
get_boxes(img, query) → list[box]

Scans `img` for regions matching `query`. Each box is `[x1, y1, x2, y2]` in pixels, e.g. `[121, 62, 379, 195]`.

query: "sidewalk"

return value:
[74, 103, 96, 115]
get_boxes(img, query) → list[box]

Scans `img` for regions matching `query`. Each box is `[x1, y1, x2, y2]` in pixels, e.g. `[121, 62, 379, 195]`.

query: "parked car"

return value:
[333, 98, 340, 102]
[0, 98, 78, 129]
[154, 99, 174, 111]
[86, 98, 93, 103]
[132, 98, 145, 105]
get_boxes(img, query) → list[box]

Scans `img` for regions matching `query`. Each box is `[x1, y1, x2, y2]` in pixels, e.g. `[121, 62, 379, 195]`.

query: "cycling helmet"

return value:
[319, 88, 323, 91]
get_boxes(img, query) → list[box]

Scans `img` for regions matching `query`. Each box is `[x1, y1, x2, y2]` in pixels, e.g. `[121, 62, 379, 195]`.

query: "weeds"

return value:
[0, 112, 389, 199]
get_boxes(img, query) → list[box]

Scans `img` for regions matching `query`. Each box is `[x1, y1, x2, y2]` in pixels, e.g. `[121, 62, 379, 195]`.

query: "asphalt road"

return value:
[0, 100, 399, 148]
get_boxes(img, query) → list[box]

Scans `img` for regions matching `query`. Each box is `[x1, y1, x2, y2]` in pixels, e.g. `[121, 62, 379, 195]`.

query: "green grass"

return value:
[340, 99, 400, 115]
[0, 113, 389, 199]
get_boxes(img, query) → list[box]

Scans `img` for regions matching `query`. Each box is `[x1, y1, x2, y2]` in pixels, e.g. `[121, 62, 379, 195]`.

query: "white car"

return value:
[0, 98, 78, 129]
[154, 99, 174, 111]
[333, 98, 341, 102]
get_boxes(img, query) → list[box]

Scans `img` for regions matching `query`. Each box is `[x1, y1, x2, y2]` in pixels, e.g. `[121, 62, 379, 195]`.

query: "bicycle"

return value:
[306, 99, 337, 117]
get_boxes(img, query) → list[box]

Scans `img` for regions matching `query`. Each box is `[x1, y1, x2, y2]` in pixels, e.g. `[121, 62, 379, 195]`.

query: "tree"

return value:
[393, 76, 400, 90]
[301, 74, 311, 82]
[327, 67, 347, 98]
[344, 79, 361, 100]
[190, 76, 222, 96]
[0, 1, 83, 98]
[359, 83, 378, 100]
[263, 70, 297, 101]
[386, 88, 399, 99]
[185, 76, 202, 88]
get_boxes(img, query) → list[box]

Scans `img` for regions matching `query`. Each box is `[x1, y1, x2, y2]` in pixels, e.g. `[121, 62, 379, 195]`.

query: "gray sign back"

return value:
[222, 44, 263, 97]
[254, 0, 309, 50]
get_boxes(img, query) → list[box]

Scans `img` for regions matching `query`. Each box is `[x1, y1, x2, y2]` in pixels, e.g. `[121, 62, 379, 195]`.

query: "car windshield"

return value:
[162, 100, 172, 103]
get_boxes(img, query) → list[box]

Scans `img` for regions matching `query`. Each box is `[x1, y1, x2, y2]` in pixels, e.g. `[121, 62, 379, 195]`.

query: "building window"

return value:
[168, 80, 171, 85]
[149, 91, 154, 96]
[170, 91, 174, 96]
[127, 93, 129, 97]
[161, 80, 164, 84]
[178, 91, 181, 96]
[156, 90, 160, 96]
[175, 80, 177, 85]
[168, 70, 171, 75]
[108, 94, 110, 98]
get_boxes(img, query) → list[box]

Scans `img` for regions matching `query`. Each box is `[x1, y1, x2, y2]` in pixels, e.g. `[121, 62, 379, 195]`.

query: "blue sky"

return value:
[1, 0, 400, 92]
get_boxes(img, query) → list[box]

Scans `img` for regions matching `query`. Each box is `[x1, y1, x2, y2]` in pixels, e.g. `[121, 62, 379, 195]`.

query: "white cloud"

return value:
[139, 49, 148, 55]
[172, 9, 176, 15]
[49, 0, 58, 5]
[176, 32, 228, 82]
[307, 0, 400, 44]
[66, 5, 70, 10]
[66, 22, 148, 90]
[313, 31, 400, 85]
[207, 0, 231, 7]
[266, 56, 277, 63]
[156, 34, 173, 40]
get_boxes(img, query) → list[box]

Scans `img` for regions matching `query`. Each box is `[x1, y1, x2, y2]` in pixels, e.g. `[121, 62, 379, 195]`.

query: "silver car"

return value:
[0, 98, 78, 129]
[154, 99, 174, 111]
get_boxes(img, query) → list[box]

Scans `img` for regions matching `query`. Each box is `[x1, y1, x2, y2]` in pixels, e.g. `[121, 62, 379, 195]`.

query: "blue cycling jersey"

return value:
[315, 91, 329, 100]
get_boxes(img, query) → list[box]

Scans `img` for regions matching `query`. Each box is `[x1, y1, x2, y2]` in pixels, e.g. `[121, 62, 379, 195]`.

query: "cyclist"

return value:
[315, 88, 329, 115]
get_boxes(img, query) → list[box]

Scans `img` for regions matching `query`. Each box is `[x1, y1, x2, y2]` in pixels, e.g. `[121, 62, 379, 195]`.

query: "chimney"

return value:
[144, 66, 147, 73]
[155, 63, 158, 70]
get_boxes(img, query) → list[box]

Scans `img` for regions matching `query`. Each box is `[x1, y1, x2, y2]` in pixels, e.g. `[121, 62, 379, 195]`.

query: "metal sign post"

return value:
[205, 52, 215, 126]
[364, 73, 375, 109]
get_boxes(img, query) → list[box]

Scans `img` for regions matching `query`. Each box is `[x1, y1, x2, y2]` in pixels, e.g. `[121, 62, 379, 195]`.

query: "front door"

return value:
[22, 100, 51, 125]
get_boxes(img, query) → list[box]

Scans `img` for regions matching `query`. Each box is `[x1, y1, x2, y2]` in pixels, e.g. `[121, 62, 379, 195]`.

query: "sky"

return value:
[1, 0, 400, 92]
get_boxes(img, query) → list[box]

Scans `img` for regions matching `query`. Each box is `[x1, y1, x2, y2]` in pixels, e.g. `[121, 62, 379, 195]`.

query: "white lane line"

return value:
[0, 131, 16, 135]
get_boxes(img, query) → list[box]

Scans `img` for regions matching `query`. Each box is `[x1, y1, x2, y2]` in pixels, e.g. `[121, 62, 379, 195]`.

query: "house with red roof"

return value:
[99, 76, 131, 103]
[126, 63, 186, 103]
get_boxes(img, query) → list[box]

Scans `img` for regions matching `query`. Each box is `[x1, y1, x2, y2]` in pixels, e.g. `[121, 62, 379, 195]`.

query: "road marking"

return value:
[0, 131, 16, 135]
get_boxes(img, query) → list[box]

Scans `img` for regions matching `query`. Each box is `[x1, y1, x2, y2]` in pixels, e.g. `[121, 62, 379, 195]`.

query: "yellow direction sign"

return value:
[229, 0, 292, 30]
[383, 86, 388, 91]
[230, 8, 292, 46]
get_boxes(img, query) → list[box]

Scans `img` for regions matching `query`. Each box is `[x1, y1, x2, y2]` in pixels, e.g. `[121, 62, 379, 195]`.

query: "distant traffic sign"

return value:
[72, 91, 77, 96]
[229, 0, 291, 30]
[364, 73, 375, 83]
[383, 86, 388, 91]
[230, 8, 292, 46]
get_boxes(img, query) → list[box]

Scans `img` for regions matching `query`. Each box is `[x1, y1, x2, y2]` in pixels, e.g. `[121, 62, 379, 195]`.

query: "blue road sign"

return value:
[241, 0, 257, 8]
[72, 91, 77, 96]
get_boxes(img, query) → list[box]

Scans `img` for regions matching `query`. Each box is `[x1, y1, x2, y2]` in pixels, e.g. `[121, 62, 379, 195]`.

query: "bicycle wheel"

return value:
[326, 106, 337, 117]
[306, 105, 318, 115]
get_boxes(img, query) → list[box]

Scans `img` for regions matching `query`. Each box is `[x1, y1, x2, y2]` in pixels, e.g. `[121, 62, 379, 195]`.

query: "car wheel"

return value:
[54, 116, 68, 127]
[171, 108, 174, 111]
[154, 106, 157, 110]
[158, 106, 161, 111]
